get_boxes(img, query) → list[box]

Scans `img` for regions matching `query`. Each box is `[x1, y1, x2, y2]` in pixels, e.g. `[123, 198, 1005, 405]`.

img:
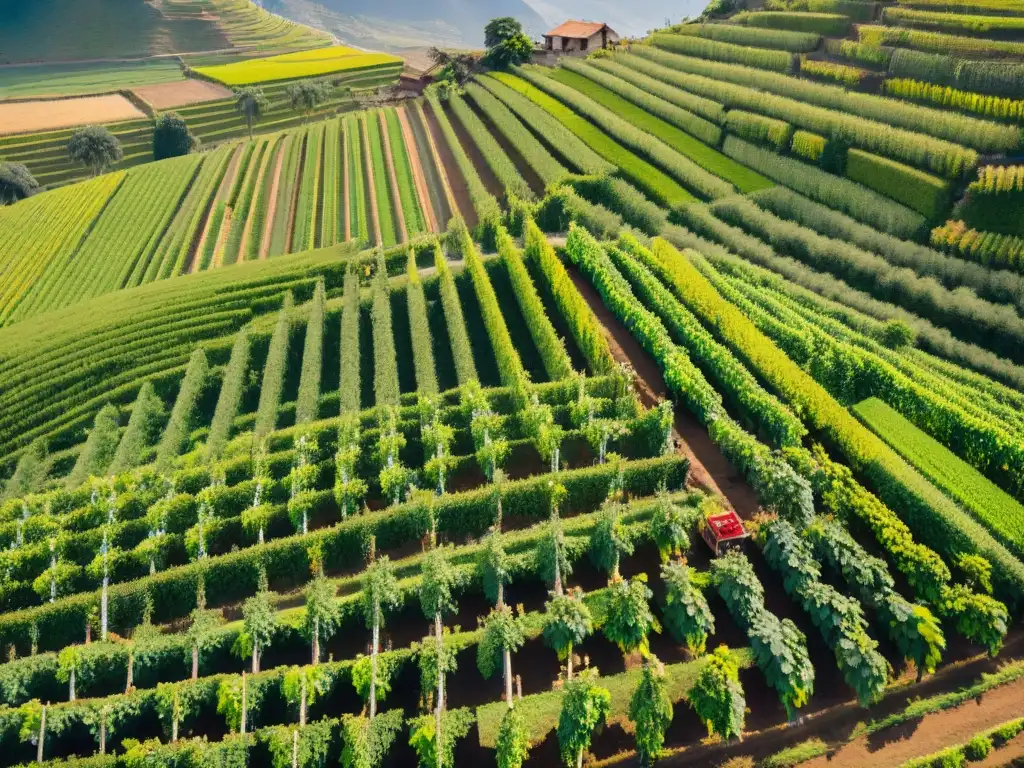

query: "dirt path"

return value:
[801, 678, 1024, 768]
[342, 123, 351, 241]
[258, 141, 286, 260]
[190, 144, 241, 273]
[361, 115, 383, 248]
[567, 264, 760, 515]
[397, 104, 438, 234]
[378, 110, 408, 244]
[421, 100, 476, 230]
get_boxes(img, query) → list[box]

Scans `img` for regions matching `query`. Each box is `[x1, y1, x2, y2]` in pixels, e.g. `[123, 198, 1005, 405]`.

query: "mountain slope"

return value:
[523, 0, 709, 37]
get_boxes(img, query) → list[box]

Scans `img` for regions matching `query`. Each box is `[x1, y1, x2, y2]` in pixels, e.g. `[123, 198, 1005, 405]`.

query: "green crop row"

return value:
[884, 78, 1024, 123]
[726, 110, 794, 152]
[790, 129, 827, 162]
[865, 22, 1024, 57]
[584, 57, 726, 125]
[669, 22, 821, 51]
[931, 220, 1024, 274]
[566, 175, 668, 235]
[647, 32, 797, 73]
[432, 246, 478, 387]
[295, 283, 326, 425]
[405, 257, 439, 395]
[320, 120, 342, 247]
[222, 138, 272, 266]
[628, 47, 984, 177]
[899, 0, 1024, 12]
[243, 139, 282, 262]
[883, 5, 1024, 33]
[845, 148, 951, 219]
[296, 124, 326, 252]
[382, 110, 424, 239]
[365, 114, 397, 247]
[960, 165, 1024, 235]
[884, 41, 1024, 96]
[449, 92, 535, 202]
[800, 57, 870, 87]
[344, 116, 368, 248]
[537, 185, 623, 239]
[735, 10, 852, 35]
[254, 299, 294, 441]
[809, 0, 878, 21]
[854, 397, 1024, 560]
[824, 38, 894, 67]
[636, 43, 1018, 155]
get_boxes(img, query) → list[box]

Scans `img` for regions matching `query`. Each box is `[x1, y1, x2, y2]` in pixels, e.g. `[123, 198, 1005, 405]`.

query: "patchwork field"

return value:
[0, 60, 185, 100]
[0, 2, 1023, 767]
[133, 79, 234, 110]
[0, 94, 146, 136]
[194, 45, 405, 86]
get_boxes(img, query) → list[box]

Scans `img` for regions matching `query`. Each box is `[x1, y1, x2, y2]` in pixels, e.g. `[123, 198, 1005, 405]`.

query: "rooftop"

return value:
[543, 20, 612, 39]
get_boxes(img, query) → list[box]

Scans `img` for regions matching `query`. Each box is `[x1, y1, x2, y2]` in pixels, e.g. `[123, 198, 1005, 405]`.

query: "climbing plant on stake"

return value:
[361, 541, 401, 719]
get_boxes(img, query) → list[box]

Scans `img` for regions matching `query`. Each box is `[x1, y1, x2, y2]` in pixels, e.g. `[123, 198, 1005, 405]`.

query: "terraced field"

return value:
[0, 3, 1023, 767]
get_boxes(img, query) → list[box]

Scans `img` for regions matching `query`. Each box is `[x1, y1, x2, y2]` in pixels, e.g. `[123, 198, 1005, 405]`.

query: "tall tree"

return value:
[558, 671, 611, 768]
[68, 126, 123, 176]
[419, 541, 460, 768]
[153, 112, 198, 160]
[303, 547, 341, 665]
[187, 577, 219, 680]
[286, 80, 333, 123]
[483, 17, 534, 70]
[234, 87, 269, 140]
[688, 646, 746, 742]
[0, 161, 39, 204]
[360, 542, 401, 719]
[629, 657, 673, 766]
[543, 587, 593, 680]
[495, 706, 530, 768]
[477, 603, 525, 708]
[242, 566, 278, 673]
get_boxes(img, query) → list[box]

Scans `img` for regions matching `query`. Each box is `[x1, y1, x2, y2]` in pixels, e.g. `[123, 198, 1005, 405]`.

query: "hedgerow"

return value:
[448, 92, 535, 202]
[720, 137, 926, 237]
[670, 22, 820, 51]
[824, 38, 894, 67]
[585, 57, 726, 125]
[254, 295, 293, 441]
[800, 57, 869, 87]
[371, 259, 400, 409]
[882, 6, 1024, 36]
[883, 78, 1024, 123]
[205, 329, 251, 461]
[338, 269, 361, 414]
[154, 349, 209, 470]
[726, 110, 794, 152]
[886, 46, 1024, 96]
[647, 32, 796, 73]
[566, 175, 668, 235]
[628, 45, 1016, 157]
[959, 165, 1024, 235]
[790, 130, 826, 163]
[295, 280, 325, 425]
[931, 220, 1024, 274]
[406, 256, 439, 396]
[808, 0, 877, 22]
[108, 383, 165, 475]
[844, 149, 951, 219]
[66, 405, 121, 489]
[736, 10, 852, 35]
[432, 246, 478, 386]
[536, 186, 623, 240]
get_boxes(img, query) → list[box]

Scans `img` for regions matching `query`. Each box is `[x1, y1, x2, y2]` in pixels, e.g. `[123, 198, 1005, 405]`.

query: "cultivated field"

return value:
[133, 79, 233, 110]
[0, 60, 185, 99]
[194, 45, 405, 86]
[0, 94, 146, 136]
[0, 2, 1022, 767]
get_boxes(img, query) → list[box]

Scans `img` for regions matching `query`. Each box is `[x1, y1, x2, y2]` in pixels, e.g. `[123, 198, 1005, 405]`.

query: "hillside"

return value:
[0, 3, 1024, 768]
[524, 0, 711, 37]
[0, 0, 331, 64]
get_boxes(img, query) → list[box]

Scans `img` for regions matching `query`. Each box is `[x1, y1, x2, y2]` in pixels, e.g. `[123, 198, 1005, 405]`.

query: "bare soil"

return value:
[442, 98, 505, 203]
[132, 78, 231, 110]
[377, 110, 408, 243]
[421, 99, 477, 229]
[258, 140, 286, 260]
[396, 104, 438, 233]
[189, 143, 242, 273]
[0, 94, 143, 135]
[410, 101, 455, 229]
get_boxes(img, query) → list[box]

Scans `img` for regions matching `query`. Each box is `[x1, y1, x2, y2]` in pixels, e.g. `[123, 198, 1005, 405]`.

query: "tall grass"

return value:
[647, 32, 796, 73]
[669, 22, 820, 51]
[735, 11, 852, 35]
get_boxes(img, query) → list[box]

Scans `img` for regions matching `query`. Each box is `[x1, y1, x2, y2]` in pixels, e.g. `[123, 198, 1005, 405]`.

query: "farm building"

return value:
[542, 20, 620, 53]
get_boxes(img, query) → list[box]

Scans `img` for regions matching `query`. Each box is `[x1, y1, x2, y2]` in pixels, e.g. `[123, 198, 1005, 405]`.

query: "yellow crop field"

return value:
[195, 45, 403, 86]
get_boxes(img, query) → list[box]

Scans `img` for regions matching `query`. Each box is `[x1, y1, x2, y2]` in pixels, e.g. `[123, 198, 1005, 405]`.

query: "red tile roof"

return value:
[544, 20, 612, 39]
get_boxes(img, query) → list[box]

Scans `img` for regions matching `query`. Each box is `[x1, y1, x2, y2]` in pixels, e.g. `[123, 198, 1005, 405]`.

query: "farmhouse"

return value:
[542, 20, 620, 54]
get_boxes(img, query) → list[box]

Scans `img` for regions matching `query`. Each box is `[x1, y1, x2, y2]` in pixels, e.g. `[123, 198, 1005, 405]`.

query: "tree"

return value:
[484, 17, 523, 48]
[340, 709, 404, 768]
[234, 87, 269, 140]
[589, 498, 634, 579]
[241, 566, 277, 673]
[68, 126, 123, 176]
[282, 665, 329, 726]
[477, 604, 525, 707]
[286, 80, 333, 123]
[0, 161, 39, 204]
[661, 560, 714, 657]
[419, 543, 460, 768]
[56, 646, 84, 701]
[495, 706, 530, 768]
[557, 670, 611, 768]
[603, 575, 660, 657]
[360, 547, 401, 718]
[688, 646, 745, 742]
[152, 112, 197, 160]
[303, 569, 341, 665]
[479, 526, 510, 606]
[427, 47, 478, 86]
[629, 658, 673, 766]
[543, 587, 593, 680]
[186, 578, 219, 680]
[536, 482, 570, 595]
[650, 490, 694, 563]
[484, 32, 534, 70]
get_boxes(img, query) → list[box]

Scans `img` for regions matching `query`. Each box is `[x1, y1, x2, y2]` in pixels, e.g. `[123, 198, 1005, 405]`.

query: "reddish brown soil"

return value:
[360, 116, 383, 247]
[397, 104, 438, 234]
[421, 100, 477, 230]
[258, 140, 286, 260]
[977, 729, 1024, 767]
[377, 110, 408, 243]
[0, 94, 143, 135]
[132, 79, 231, 110]
[442, 98, 505, 203]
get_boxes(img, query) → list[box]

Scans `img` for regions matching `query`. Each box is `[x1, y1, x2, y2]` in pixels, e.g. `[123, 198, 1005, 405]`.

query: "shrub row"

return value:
[720, 137, 926, 238]
[647, 32, 796, 73]
[670, 22, 820, 51]
[789, 130, 827, 163]
[885, 45, 1024, 96]
[108, 383, 165, 476]
[627, 48, 982, 177]
[295, 281, 325, 425]
[737, 11, 852, 35]
[534, 66, 734, 201]
[154, 350, 209, 470]
[726, 110, 794, 152]
[867, 22, 1024, 58]
[371, 260, 400, 409]
[901, 717, 1024, 768]
[475, 75, 614, 177]
[566, 175, 668, 235]
[899, 0, 1024, 11]
[824, 38, 894, 67]
[584, 57, 725, 125]
[844, 148, 951, 219]
[65, 406, 121, 491]
[708, 195, 1024, 357]
[495, 227, 574, 381]
[405, 257, 439, 396]
[204, 330, 251, 462]
[800, 57, 869, 87]
[884, 78, 1024, 122]
[959, 165, 1024, 235]
[536, 185, 624, 240]
[562, 58, 723, 145]
[808, 0, 877, 21]
[633, 43, 1017, 155]
[253, 298, 293, 441]
[931, 220, 1024, 274]
[448, 92, 534, 203]
[432, 246, 478, 386]
[883, 6, 1024, 35]
[752, 186, 1024, 313]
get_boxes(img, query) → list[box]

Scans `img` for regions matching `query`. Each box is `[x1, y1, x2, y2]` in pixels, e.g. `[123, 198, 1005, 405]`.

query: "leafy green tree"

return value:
[241, 566, 277, 673]
[420, 542, 460, 763]
[340, 709, 404, 768]
[186, 577, 219, 680]
[303, 570, 341, 665]
[543, 587, 593, 680]
[234, 86, 269, 140]
[495, 706, 530, 768]
[629, 658, 673, 766]
[282, 665, 329, 725]
[152, 112, 197, 160]
[479, 523, 510, 606]
[688, 646, 745, 742]
[536, 482, 570, 594]
[661, 560, 714, 657]
[477, 604, 525, 706]
[0, 161, 39, 204]
[557, 670, 611, 768]
[68, 125, 123, 176]
[603, 575, 660, 656]
[589, 498, 634, 578]
[650, 490, 695, 562]
[483, 17, 535, 70]
[56, 646, 84, 701]
[361, 547, 401, 718]
[286, 80, 333, 123]
[408, 708, 476, 768]
[881, 319, 916, 349]
[426, 47, 477, 87]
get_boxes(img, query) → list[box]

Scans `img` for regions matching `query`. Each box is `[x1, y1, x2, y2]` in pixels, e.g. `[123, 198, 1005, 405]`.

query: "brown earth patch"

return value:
[190, 144, 242, 273]
[132, 78, 231, 110]
[0, 94, 143, 135]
